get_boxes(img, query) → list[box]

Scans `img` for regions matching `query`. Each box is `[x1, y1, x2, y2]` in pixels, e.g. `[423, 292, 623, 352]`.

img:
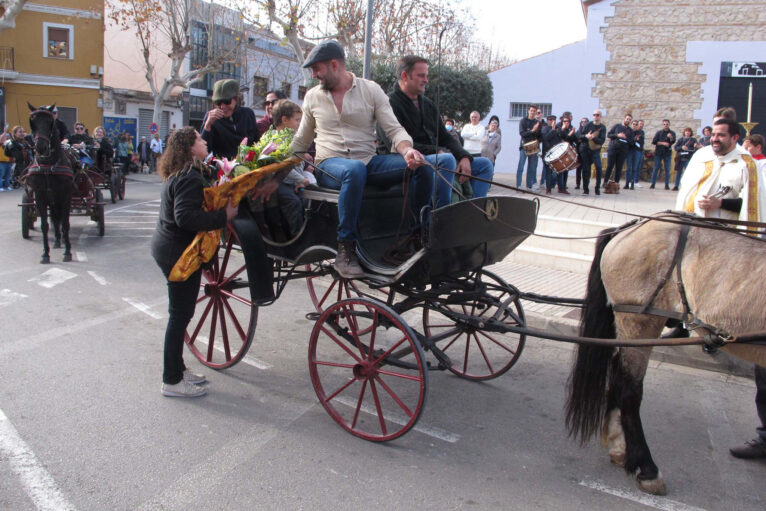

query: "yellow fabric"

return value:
[684, 160, 714, 213]
[743, 154, 759, 227]
[168, 157, 300, 282]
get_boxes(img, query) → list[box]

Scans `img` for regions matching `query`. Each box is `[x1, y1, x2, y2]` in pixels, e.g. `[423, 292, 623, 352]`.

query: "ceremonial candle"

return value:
[748, 82, 753, 123]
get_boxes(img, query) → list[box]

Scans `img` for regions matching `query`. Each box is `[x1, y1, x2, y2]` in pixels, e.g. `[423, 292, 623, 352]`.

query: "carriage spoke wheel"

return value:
[185, 227, 257, 369]
[305, 264, 394, 336]
[309, 297, 428, 442]
[423, 270, 526, 381]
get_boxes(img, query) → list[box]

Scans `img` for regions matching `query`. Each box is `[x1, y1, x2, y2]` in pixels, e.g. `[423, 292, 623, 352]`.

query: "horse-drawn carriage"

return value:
[76, 144, 125, 204]
[180, 157, 766, 494]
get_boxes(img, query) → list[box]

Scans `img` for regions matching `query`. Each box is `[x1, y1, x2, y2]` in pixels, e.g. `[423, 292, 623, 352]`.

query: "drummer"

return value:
[542, 115, 566, 194]
[517, 105, 543, 189]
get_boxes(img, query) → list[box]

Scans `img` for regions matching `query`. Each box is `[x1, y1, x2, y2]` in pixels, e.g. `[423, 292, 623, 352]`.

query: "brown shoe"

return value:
[730, 438, 766, 459]
[334, 241, 365, 279]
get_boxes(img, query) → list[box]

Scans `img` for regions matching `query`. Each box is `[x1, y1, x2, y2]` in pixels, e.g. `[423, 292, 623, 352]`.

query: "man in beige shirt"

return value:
[291, 40, 431, 278]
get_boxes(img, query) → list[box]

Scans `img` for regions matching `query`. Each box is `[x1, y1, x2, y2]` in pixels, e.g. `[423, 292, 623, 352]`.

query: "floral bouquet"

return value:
[168, 130, 299, 282]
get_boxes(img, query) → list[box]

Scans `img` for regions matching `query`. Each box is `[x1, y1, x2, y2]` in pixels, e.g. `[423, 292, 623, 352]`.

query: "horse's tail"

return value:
[565, 226, 621, 444]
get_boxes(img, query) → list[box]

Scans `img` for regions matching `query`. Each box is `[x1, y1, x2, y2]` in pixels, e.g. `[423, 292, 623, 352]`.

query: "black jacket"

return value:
[55, 119, 69, 142]
[632, 129, 645, 151]
[652, 129, 676, 156]
[519, 117, 543, 149]
[577, 122, 606, 149]
[607, 123, 634, 152]
[3, 135, 33, 170]
[151, 162, 228, 272]
[94, 138, 114, 168]
[382, 83, 472, 162]
[541, 124, 561, 153]
[68, 133, 93, 147]
[201, 105, 259, 159]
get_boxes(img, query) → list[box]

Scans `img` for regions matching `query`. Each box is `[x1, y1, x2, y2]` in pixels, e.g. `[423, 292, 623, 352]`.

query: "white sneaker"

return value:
[162, 380, 207, 397]
[634, 182, 642, 188]
[183, 368, 206, 385]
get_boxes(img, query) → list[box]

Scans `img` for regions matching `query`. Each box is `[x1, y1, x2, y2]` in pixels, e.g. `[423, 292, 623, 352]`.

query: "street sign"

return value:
[149, 122, 158, 134]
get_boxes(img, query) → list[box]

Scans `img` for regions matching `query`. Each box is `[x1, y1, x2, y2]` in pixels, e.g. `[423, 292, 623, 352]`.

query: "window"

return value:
[252, 75, 268, 109]
[298, 86, 307, 101]
[509, 102, 552, 119]
[281, 81, 292, 99]
[43, 23, 74, 60]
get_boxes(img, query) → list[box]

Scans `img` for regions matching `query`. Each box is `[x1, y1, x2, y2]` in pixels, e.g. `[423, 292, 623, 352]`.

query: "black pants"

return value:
[579, 147, 602, 192]
[160, 267, 201, 384]
[604, 145, 629, 184]
[756, 365, 766, 439]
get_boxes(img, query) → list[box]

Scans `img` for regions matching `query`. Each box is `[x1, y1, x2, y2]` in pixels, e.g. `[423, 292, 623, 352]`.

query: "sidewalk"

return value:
[488, 172, 753, 377]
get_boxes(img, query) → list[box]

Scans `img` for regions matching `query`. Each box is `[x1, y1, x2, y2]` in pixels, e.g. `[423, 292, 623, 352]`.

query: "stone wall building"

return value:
[487, 0, 766, 174]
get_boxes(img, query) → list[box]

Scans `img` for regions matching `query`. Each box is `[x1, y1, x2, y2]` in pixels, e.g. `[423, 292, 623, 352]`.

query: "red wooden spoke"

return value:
[462, 335, 471, 374]
[476, 329, 518, 354]
[366, 310, 378, 359]
[319, 325, 363, 363]
[375, 369, 424, 383]
[323, 375, 358, 404]
[374, 375, 414, 417]
[472, 332, 494, 373]
[369, 336, 408, 367]
[218, 297, 232, 361]
[189, 297, 215, 345]
[221, 295, 248, 342]
[220, 288, 252, 307]
[218, 264, 247, 289]
[351, 379, 368, 430]
[441, 330, 464, 352]
[206, 298, 220, 361]
[369, 379, 387, 436]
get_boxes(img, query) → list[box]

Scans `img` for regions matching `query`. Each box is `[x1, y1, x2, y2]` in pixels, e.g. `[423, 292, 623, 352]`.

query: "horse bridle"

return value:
[30, 109, 58, 160]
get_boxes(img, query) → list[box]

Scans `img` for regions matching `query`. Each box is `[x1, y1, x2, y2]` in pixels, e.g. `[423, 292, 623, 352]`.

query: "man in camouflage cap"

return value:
[201, 79, 259, 159]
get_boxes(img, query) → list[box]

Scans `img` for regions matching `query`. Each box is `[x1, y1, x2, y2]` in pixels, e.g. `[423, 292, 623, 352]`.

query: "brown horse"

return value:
[565, 215, 766, 495]
[24, 103, 74, 263]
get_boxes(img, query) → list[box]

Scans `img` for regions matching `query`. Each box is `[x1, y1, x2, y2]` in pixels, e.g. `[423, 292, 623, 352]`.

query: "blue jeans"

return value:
[469, 157, 494, 197]
[625, 150, 643, 183]
[317, 153, 455, 242]
[0, 162, 10, 188]
[652, 154, 672, 187]
[516, 151, 538, 188]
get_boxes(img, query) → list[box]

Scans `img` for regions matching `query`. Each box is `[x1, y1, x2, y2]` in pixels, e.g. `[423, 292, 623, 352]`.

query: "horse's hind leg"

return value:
[54, 183, 73, 262]
[37, 199, 50, 264]
[53, 210, 62, 249]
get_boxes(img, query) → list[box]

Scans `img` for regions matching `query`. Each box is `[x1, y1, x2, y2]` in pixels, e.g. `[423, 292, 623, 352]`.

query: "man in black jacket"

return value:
[381, 55, 494, 206]
[517, 105, 543, 189]
[603, 113, 633, 187]
[650, 119, 675, 189]
[201, 79, 259, 159]
[577, 110, 607, 195]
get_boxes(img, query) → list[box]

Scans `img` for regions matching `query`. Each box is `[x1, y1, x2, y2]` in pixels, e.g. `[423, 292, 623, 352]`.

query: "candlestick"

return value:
[747, 82, 753, 123]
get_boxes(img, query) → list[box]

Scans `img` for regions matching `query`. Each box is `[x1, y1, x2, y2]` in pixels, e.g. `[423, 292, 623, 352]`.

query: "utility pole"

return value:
[362, 0, 373, 79]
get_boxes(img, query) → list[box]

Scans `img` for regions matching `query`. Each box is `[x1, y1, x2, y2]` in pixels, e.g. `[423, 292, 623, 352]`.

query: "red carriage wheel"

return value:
[422, 270, 526, 381]
[309, 297, 428, 442]
[185, 227, 257, 369]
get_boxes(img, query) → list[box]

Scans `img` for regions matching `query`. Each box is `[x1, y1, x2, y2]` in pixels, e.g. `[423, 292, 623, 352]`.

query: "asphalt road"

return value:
[0, 176, 763, 511]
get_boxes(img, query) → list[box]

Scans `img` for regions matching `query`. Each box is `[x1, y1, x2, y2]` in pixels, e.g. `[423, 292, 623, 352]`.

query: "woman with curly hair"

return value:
[151, 127, 237, 397]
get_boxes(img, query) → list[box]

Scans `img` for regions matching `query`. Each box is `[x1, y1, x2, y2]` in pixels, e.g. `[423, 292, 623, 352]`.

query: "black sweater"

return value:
[151, 163, 228, 272]
[384, 83, 471, 161]
[519, 117, 544, 149]
[577, 122, 606, 148]
[201, 106, 259, 159]
[607, 123, 634, 151]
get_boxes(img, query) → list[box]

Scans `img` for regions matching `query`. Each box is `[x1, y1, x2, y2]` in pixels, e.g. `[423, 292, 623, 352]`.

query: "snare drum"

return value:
[543, 142, 579, 173]
[522, 139, 540, 156]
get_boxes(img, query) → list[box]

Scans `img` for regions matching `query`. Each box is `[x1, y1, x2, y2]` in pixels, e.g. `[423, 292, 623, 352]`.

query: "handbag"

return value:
[588, 139, 602, 151]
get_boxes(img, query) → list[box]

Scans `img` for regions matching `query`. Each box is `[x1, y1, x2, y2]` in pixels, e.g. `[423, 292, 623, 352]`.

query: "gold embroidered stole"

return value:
[685, 160, 715, 213]
[743, 154, 759, 230]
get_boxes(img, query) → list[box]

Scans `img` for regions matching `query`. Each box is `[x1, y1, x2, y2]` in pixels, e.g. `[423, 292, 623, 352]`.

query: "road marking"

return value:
[75, 251, 87, 262]
[122, 297, 163, 319]
[28, 268, 77, 289]
[0, 408, 77, 511]
[87, 271, 108, 286]
[0, 289, 28, 308]
[104, 199, 160, 216]
[195, 337, 272, 370]
[106, 221, 157, 224]
[579, 480, 706, 511]
[334, 396, 460, 443]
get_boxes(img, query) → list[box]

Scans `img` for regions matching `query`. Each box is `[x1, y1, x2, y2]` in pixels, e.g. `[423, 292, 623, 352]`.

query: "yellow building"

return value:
[0, 1, 103, 133]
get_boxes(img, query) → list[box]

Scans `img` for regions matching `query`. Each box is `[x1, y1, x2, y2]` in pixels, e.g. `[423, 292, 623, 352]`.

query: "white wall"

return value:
[486, 0, 615, 174]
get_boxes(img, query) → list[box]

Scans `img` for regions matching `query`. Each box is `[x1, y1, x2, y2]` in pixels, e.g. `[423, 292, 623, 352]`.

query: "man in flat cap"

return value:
[290, 40, 437, 278]
[201, 79, 259, 159]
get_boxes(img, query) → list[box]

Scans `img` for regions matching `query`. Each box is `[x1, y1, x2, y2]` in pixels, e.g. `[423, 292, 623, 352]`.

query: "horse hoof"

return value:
[609, 451, 626, 467]
[638, 473, 667, 496]
[63, 254, 72, 262]
[40, 256, 50, 264]
[53, 240, 62, 249]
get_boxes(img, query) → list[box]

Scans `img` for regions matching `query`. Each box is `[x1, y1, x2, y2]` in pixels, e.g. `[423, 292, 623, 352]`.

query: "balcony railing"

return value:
[0, 47, 14, 71]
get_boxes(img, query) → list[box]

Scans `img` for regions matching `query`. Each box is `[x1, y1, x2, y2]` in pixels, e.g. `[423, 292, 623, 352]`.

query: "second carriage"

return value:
[183, 174, 538, 442]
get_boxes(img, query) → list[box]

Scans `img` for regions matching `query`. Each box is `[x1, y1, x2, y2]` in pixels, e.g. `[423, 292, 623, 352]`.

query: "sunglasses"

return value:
[75, 126, 84, 130]
[593, 113, 601, 116]
[264, 100, 277, 106]
[215, 98, 233, 106]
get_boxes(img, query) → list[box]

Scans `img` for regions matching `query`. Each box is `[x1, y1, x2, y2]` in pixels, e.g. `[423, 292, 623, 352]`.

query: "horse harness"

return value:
[611, 219, 736, 348]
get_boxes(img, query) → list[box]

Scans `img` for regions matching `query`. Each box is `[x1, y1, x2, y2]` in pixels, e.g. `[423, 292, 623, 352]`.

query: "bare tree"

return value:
[0, 0, 29, 32]
[107, 0, 245, 124]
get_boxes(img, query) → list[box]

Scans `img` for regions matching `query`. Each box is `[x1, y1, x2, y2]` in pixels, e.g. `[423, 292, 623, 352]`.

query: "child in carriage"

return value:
[270, 100, 316, 238]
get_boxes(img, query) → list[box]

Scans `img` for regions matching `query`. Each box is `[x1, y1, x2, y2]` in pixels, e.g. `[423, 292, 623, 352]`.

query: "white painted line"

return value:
[100, 235, 152, 238]
[105, 221, 157, 224]
[110, 210, 159, 215]
[102, 227, 156, 230]
[335, 396, 460, 443]
[75, 251, 87, 262]
[196, 337, 272, 370]
[122, 297, 163, 319]
[0, 289, 28, 308]
[28, 268, 78, 289]
[579, 480, 706, 511]
[0, 408, 77, 511]
[104, 199, 160, 216]
[87, 271, 108, 286]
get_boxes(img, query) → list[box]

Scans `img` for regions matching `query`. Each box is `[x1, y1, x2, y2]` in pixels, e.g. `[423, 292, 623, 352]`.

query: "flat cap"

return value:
[302, 40, 345, 68]
[212, 79, 239, 102]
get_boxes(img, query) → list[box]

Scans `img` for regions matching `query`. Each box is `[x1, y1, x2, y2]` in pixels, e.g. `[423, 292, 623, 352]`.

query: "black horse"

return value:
[24, 103, 74, 263]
